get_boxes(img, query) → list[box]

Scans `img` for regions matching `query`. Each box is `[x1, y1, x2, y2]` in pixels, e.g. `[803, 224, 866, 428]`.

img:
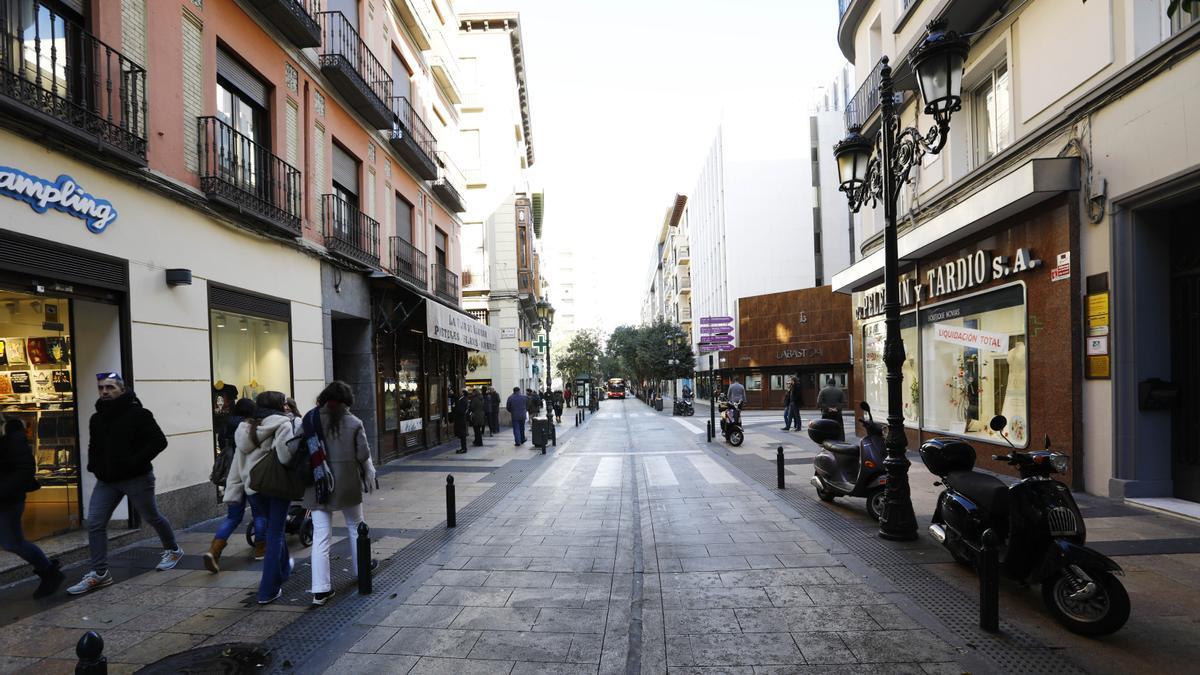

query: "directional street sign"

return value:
[700, 335, 734, 344]
[700, 316, 734, 325]
[700, 325, 734, 335]
[698, 344, 734, 352]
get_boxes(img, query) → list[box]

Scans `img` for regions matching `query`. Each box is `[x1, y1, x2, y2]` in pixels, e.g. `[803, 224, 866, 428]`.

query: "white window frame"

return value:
[970, 59, 1012, 168]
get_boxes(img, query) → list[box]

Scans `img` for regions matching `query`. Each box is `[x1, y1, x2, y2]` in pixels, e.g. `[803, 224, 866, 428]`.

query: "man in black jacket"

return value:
[0, 414, 65, 597]
[68, 373, 182, 595]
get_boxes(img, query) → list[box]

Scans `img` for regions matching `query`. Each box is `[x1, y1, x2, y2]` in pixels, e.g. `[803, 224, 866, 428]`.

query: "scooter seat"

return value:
[946, 470, 1008, 514]
[823, 441, 858, 456]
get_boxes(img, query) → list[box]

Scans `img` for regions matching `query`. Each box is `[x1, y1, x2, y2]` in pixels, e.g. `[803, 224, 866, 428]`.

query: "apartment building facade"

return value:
[831, 0, 1199, 504]
[456, 11, 546, 404]
[0, 0, 499, 541]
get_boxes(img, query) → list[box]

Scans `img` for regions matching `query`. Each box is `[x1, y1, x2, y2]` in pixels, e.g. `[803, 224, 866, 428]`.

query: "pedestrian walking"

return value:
[727, 377, 746, 405]
[481, 387, 494, 436]
[68, 373, 182, 595]
[469, 388, 486, 446]
[788, 377, 804, 430]
[818, 377, 846, 422]
[453, 389, 470, 453]
[203, 398, 267, 573]
[552, 389, 564, 423]
[780, 378, 795, 431]
[303, 381, 377, 607]
[0, 413, 65, 598]
[236, 390, 300, 605]
[506, 387, 529, 446]
[487, 387, 501, 434]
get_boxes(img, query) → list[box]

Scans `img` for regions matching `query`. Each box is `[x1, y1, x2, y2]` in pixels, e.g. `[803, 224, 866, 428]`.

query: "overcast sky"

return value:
[466, 0, 846, 331]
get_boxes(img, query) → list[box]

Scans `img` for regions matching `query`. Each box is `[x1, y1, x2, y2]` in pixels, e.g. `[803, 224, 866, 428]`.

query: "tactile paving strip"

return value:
[714, 447, 1085, 674]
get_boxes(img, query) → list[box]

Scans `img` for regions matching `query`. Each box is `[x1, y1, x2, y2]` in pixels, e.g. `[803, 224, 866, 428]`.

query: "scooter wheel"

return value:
[728, 429, 744, 446]
[686, 408, 695, 416]
[866, 487, 886, 521]
[1042, 567, 1130, 636]
[245, 522, 255, 548]
[300, 518, 314, 548]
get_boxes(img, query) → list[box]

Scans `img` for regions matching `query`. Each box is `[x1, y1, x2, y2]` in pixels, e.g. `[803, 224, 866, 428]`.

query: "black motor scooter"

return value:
[808, 400, 888, 520]
[921, 415, 1130, 636]
[718, 396, 744, 446]
[673, 398, 695, 416]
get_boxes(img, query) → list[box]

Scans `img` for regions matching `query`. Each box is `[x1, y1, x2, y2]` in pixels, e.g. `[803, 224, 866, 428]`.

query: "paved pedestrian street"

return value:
[5, 398, 1200, 674]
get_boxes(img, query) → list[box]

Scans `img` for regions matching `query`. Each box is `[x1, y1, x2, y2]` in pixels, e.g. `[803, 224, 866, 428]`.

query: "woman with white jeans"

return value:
[301, 381, 377, 606]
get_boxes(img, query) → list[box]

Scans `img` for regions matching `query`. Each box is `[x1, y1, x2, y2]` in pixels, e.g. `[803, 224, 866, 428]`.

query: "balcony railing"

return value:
[845, 58, 901, 132]
[316, 11, 392, 128]
[389, 95, 437, 179]
[199, 116, 301, 236]
[431, 151, 466, 213]
[518, 269, 536, 297]
[679, 274, 692, 291]
[322, 194, 380, 268]
[389, 236, 427, 290]
[248, 0, 321, 48]
[0, 0, 147, 164]
[676, 245, 690, 262]
[432, 263, 458, 304]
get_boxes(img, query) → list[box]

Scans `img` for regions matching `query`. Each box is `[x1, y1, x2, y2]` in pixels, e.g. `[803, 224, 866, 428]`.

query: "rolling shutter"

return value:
[217, 48, 268, 108]
[332, 143, 359, 195]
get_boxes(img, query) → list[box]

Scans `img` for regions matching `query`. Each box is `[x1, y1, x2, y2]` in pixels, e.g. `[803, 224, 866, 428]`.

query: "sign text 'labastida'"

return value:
[0, 166, 117, 234]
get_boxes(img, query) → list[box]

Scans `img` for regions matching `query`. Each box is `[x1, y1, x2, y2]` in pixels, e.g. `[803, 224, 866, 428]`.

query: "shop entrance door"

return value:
[1171, 220, 1200, 502]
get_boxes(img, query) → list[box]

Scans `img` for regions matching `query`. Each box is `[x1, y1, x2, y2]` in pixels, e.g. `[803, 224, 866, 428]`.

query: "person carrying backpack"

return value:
[304, 381, 376, 607]
[203, 398, 267, 572]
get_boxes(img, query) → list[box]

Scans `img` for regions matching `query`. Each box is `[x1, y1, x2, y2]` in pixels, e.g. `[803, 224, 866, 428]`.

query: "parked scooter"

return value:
[921, 415, 1130, 636]
[808, 400, 888, 520]
[718, 396, 744, 446]
[673, 397, 695, 416]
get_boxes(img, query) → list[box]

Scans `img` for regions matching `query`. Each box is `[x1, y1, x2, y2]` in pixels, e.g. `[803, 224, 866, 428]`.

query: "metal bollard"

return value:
[357, 522, 372, 595]
[446, 475, 457, 528]
[777, 446, 786, 489]
[707, 420, 713, 442]
[75, 630, 106, 675]
[979, 528, 1000, 632]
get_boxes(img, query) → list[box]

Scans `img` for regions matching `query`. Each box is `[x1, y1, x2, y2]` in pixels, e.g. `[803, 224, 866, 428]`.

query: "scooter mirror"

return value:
[859, 400, 871, 413]
[1044, 434, 1051, 450]
[989, 415, 1007, 432]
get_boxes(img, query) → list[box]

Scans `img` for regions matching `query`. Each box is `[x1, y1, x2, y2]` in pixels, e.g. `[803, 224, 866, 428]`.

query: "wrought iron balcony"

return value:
[0, 0, 147, 164]
[432, 151, 466, 213]
[845, 58, 903, 133]
[389, 236, 427, 291]
[248, 0, 320, 48]
[432, 263, 458, 305]
[198, 116, 301, 236]
[389, 95, 437, 179]
[322, 193, 380, 268]
[518, 269, 536, 297]
[316, 10, 392, 128]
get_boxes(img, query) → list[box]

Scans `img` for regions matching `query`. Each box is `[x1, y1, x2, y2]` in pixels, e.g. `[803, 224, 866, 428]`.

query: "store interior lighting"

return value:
[216, 314, 226, 328]
[239, 318, 249, 332]
[263, 321, 271, 334]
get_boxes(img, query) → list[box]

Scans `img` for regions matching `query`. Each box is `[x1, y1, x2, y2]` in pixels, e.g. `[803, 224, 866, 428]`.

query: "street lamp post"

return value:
[833, 21, 968, 542]
[536, 299, 555, 417]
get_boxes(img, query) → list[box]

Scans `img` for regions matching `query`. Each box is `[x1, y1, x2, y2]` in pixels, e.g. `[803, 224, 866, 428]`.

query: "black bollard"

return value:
[707, 420, 713, 442]
[446, 475, 457, 528]
[357, 522, 372, 595]
[979, 528, 1000, 632]
[777, 446, 786, 489]
[75, 630, 106, 675]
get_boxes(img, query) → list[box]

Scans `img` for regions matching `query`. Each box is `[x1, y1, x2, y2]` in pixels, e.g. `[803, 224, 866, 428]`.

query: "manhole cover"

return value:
[137, 643, 270, 674]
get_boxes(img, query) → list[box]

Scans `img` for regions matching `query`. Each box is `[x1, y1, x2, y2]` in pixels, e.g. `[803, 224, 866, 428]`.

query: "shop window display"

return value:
[862, 313, 919, 425]
[209, 309, 291, 452]
[919, 284, 1027, 446]
[0, 291, 79, 540]
[745, 374, 763, 391]
[383, 356, 422, 442]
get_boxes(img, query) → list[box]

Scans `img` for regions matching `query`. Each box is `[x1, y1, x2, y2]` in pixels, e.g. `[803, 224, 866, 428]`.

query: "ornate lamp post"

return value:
[536, 299, 555, 406]
[833, 21, 969, 541]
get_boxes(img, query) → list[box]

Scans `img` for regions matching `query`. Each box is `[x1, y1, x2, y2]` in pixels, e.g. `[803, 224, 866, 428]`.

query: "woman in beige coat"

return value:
[304, 381, 376, 606]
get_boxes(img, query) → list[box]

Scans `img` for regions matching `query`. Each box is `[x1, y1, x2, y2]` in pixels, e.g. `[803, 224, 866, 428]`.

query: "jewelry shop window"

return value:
[919, 284, 1027, 446]
[862, 312, 919, 425]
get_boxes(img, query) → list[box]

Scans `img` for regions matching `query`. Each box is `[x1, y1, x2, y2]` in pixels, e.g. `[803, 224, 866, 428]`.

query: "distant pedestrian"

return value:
[453, 390, 470, 454]
[781, 378, 796, 431]
[481, 387, 494, 436]
[487, 387, 501, 434]
[506, 387, 529, 446]
[203, 398, 266, 573]
[237, 391, 300, 605]
[469, 388, 486, 446]
[818, 377, 846, 422]
[68, 373, 181, 596]
[552, 390, 564, 423]
[788, 377, 803, 431]
[304, 381, 377, 607]
[0, 413, 64, 598]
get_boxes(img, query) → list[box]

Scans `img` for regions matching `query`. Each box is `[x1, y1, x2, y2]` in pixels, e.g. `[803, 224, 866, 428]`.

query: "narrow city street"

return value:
[11, 397, 1200, 673]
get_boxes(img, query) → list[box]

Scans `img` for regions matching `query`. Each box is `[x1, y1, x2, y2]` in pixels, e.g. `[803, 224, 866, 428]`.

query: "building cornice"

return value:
[460, 13, 535, 167]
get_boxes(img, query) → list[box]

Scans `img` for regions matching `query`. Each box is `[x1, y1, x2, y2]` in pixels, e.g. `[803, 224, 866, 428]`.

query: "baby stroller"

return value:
[246, 503, 313, 548]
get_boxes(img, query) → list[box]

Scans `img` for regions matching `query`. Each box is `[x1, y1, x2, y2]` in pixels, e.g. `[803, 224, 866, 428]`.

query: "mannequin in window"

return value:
[1001, 336, 1027, 442]
[212, 380, 238, 416]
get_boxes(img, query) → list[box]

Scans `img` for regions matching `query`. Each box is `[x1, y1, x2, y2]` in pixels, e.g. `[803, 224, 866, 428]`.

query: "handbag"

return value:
[248, 448, 305, 501]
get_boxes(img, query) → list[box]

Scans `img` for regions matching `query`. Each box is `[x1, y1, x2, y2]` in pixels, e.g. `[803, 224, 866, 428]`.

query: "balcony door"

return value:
[328, 0, 359, 28]
[215, 49, 270, 198]
[7, 0, 89, 104]
[331, 143, 360, 242]
[392, 50, 411, 102]
[435, 229, 447, 268]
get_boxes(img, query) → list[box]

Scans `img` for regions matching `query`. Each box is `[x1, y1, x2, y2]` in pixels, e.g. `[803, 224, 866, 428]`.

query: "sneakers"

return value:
[67, 570, 113, 595]
[253, 540, 267, 561]
[34, 560, 65, 599]
[311, 590, 335, 606]
[257, 588, 282, 605]
[157, 547, 185, 571]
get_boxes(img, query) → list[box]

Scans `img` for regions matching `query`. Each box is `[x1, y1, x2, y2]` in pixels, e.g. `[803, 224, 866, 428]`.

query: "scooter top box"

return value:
[919, 437, 976, 475]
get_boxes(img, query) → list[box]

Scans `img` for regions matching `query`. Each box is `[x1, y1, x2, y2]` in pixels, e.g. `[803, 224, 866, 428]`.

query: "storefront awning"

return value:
[831, 157, 1079, 294]
[426, 298, 499, 352]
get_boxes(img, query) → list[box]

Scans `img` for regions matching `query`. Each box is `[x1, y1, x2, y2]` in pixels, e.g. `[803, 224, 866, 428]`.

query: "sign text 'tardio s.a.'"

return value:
[0, 166, 117, 233]
[855, 247, 1041, 320]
